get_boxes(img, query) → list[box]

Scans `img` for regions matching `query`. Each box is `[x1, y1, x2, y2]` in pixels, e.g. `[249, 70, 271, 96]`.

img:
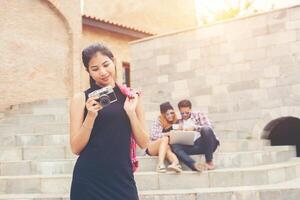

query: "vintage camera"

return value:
[88, 86, 117, 107]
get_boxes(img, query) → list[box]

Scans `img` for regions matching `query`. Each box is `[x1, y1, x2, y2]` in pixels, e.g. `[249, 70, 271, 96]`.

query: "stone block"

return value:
[242, 170, 268, 185]
[16, 135, 43, 146]
[157, 75, 169, 83]
[244, 48, 266, 61]
[192, 95, 211, 107]
[41, 177, 71, 194]
[187, 48, 201, 60]
[135, 173, 159, 190]
[267, 167, 286, 183]
[0, 161, 31, 176]
[209, 170, 242, 187]
[159, 172, 209, 189]
[23, 147, 65, 160]
[228, 80, 259, 92]
[286, 19, 300, 30]
[156, 55, 170, 66]
[257, 31, 296, 47]
[289, 7, 300, 20]
[5, 178, 41, 193]
[259, 79, 277, 88]
[176, 61, 191, 72]
[43, 134, 68, 146]
[197, 192, 233, 200]
[212, 85, 228, 95]
[0, 149, 22, 161]
[266, 44, 290, 57]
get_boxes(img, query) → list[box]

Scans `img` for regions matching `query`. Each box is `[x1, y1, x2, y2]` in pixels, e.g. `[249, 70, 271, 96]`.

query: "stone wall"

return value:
[129, 6, 300, 138]
[0, 0, 82, 110]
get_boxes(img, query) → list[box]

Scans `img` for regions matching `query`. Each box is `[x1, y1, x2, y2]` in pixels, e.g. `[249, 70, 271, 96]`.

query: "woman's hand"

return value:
[124, 93, 138, 116]
[85, 96, 102, 118]
[183, 126, 195, 131]
[163, 132, 171, 137]
[178, 124, 183, 130]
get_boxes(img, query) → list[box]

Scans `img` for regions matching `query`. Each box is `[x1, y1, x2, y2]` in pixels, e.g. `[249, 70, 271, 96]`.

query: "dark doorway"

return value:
[122, 62, 130, 87]
[262, 116, 300, 156]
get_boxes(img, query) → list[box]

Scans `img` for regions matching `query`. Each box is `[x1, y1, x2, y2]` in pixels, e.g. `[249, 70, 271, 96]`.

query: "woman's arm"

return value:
[135, 94, 146, 130]
[124, 94, 149, 149]
[69, 93, 100, 155]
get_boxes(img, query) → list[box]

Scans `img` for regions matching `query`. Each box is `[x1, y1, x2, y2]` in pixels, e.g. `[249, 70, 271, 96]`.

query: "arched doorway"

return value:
[262, 116, 300, 156]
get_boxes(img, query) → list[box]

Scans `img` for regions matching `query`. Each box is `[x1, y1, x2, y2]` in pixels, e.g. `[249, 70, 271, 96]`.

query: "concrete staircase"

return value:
[0, 99, 300, 199]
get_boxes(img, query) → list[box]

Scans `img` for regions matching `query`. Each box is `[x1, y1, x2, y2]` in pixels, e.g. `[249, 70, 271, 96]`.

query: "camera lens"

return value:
[99, 95, 110, 107]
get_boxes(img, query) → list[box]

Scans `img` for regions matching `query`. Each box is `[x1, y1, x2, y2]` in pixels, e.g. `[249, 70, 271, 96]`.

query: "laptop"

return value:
[169, 130, 198, 145]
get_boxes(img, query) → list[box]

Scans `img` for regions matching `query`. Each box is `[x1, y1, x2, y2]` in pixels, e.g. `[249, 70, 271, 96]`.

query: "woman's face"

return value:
[164, 109, 175, 122]
[88, 52, 116, 87]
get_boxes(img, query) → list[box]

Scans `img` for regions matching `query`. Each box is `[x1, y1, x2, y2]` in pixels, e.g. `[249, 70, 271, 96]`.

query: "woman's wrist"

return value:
[83, 111, 97, 129]
[82, 123, 92, 131]
[126, 110, 137, 119]
[87, 110, 98, 119]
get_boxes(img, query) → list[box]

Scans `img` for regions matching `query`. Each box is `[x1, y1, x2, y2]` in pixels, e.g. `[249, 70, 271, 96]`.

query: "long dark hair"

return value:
[82, 43, 115, 88]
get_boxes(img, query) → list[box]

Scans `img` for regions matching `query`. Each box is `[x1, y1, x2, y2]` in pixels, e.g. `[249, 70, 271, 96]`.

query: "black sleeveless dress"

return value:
[70, 85, 139, 200]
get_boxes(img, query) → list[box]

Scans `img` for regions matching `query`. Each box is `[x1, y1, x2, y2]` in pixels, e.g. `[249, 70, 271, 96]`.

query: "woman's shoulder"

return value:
[150, 116, 161, 125]
[69, 92, 86, 117]
[155, 116, 164, 125]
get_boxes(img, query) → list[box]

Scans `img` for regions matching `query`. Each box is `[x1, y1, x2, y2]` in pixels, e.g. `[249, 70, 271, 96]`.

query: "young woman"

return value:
[146, 102, 182, 173]
[69, 43, 148, 200]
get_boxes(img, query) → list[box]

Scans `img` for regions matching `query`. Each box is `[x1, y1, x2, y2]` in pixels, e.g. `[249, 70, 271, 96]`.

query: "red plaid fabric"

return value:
[150, 117, 165, 141]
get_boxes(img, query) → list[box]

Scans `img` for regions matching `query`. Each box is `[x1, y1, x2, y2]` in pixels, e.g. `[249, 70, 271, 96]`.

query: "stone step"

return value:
[0, 160, 299, 194]
[214, 130, 254, 140]
[0, 128, 251, 143]
[0, 130, 271, 151]
[0, 194, 69, 200]
[139, 177, 300, 200]
[0, 146, 76, 161]
[16, 99, 69, 109]
[4, 106, 69, 116]
[5, 99, 69, 115]
[0, 119, 248, 140]
[0, 142, 286, 162]
[0, 177, 300, 199]
[0, 114, 69, 125]
[137, 139, 271, 155]
[0, 124, 18, 134]
[13, 134, 70, 146]
[0, 123, 69, 135]
[138, 146, 296, 171]
[0, 182, 299, 200]
[137, 160, 300, 191]
[0, 146, 296, 175]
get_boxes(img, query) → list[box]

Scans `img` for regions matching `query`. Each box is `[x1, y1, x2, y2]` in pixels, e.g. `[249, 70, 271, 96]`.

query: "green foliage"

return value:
[199, 0, 272, 25]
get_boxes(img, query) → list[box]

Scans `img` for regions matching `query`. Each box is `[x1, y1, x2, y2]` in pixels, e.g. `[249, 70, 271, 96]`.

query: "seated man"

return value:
[171, 99, 220, 171]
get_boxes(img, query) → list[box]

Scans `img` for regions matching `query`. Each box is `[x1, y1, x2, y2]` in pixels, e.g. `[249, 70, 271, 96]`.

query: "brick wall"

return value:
[0, 0, 82, 110]
[83, 0, 197, 34]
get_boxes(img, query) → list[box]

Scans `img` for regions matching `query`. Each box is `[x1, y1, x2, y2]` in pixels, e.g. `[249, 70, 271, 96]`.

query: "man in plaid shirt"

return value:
[171, 99, 220, 171]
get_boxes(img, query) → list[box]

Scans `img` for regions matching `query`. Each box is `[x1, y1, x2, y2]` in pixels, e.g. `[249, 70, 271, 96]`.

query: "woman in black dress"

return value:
[69, 43, 149, 200]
